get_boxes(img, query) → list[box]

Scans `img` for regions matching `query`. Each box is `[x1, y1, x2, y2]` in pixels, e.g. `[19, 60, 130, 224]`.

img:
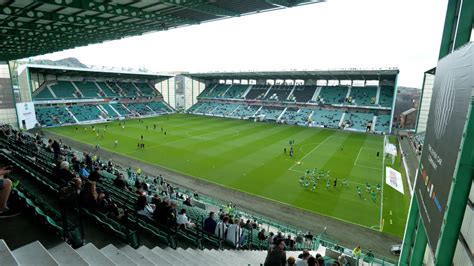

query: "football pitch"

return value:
[46, 114, 409, 237]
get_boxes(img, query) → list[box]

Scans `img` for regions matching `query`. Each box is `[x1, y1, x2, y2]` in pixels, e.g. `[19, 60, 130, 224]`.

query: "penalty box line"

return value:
[288, 134, 336, 171]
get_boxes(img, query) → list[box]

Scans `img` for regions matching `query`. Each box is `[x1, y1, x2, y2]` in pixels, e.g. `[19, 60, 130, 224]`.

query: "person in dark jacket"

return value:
[203, 211, 217, 234]
[264, 239, 286, 266]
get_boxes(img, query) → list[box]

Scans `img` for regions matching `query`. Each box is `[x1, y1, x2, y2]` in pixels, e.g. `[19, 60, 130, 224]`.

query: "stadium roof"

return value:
[187, 68, 400, 81]
[0, 0, 324, 61]
[23, 63, 173, 80]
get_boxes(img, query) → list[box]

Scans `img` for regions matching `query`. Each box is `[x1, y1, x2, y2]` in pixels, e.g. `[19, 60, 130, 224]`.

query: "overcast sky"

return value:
[31, 0, 448, 88]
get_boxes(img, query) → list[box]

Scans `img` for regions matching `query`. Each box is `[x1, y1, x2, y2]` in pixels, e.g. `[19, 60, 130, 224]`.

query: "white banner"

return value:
[386, 167, 404, 194]
[16, 102, 37, 130]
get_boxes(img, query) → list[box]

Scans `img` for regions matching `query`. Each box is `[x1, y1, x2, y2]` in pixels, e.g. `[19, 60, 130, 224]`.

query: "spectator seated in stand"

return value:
[136, 195, 153, 217]
[183, 197, 193, 206]
[203, 211, 217, 234]
[113, 173, 129, 190]
[0, 166, 20, 218]
[80, 181, 102, 210]
[152, 197, 171, 225]
[54, 161, 82, 189]
[176, 208, 195, 229]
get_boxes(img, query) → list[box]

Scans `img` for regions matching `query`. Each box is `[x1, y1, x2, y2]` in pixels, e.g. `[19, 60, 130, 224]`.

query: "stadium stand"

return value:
[111, 103, 132, 116]
[279, 108, 312, 125]
[117, 82, 140, 97]
[68, 105, 103, 122]
[289, 85, 317, 103]
[374, 114, 392, 133]
[106, 82, 125, 97]
[245, 85, 270, 100]
[349, 86, 378, 106]
[35, 107, 76, 126]
[344, 112, 374, 131]
[100, 104, 120, 118]
[379, 86, 395, 107]
[34, 87, 55, 100]
[311, 109, 343, 128]
[189, 82, 394, 134]
[96, 82, 121, 98]
[223, 85, 248, 99]
[147, 101, 173, 114]
[73, 81, 102, 98]
[210, 103, 241, 116]
[189, 102, 219, 114]
[200, 84, 229, 98]
[134, 82, 156, 96]
[264, 85, 292, 101]
[256, 106, 285, 120]
[232, 105, 260, 118]
[49, 81, 79, 99]
[317, 86, 349, 105]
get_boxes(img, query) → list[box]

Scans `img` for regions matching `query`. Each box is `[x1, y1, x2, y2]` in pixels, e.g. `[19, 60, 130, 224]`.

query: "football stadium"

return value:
[0, 0, 472, 266]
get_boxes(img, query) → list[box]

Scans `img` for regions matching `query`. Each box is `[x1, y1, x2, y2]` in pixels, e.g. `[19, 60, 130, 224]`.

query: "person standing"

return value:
[264, 239, 286, 266]
[353, 246, 362, 259]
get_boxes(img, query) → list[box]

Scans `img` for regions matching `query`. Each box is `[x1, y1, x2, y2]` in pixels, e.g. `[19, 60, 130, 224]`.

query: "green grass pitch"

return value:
[47, 114, 410, 237]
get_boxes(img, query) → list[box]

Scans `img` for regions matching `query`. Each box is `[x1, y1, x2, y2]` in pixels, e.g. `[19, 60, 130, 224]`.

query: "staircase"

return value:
[241, 85, 253, 99]
[64, 107, 80, 123]
[1, 239, 327, 266]
[310, 86, 322, 102]
[375, 86, 381, 105]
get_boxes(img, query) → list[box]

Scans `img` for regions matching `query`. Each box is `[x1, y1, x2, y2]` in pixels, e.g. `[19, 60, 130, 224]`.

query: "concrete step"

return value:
[0, 239, 19, 266]
[221, 250, 253, 265]
[76, 243, 115, 266]
[176, 247, 208, 265]
[161, 247, 194, 265]
[136, 246, 173, 266]
[48, 242, 88, 266]
[100, 244, 138, 266]
[12, 241, 59, 266]
[186, 248, 221, 266]
[119, 245, 155, 266]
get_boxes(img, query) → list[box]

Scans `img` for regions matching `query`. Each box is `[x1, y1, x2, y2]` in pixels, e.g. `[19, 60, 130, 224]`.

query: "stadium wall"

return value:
[415, 69, 435, 134]
[156, 77, 176, 109]
[183, 76, 205, 110]
[0, 62, 18, 125]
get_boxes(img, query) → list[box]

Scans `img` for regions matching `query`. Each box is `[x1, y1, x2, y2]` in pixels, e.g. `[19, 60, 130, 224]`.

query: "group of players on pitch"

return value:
[77, 119, 167, 150]
[298, 168, 382, 202]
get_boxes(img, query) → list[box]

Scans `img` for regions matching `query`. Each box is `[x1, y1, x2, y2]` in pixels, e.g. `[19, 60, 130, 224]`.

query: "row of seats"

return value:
[256, 107, 285, 120]
[33, 81, 158, 100]
[35, 101, 173, 127]
[344, 112, 374, 131]
[199, 84, 395, 108]
[188, 102, 391, 133]
[68, 105, 103, 121]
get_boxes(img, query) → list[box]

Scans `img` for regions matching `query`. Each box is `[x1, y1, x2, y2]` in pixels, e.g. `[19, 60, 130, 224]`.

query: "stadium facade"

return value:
[399, 0, 474, 265]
